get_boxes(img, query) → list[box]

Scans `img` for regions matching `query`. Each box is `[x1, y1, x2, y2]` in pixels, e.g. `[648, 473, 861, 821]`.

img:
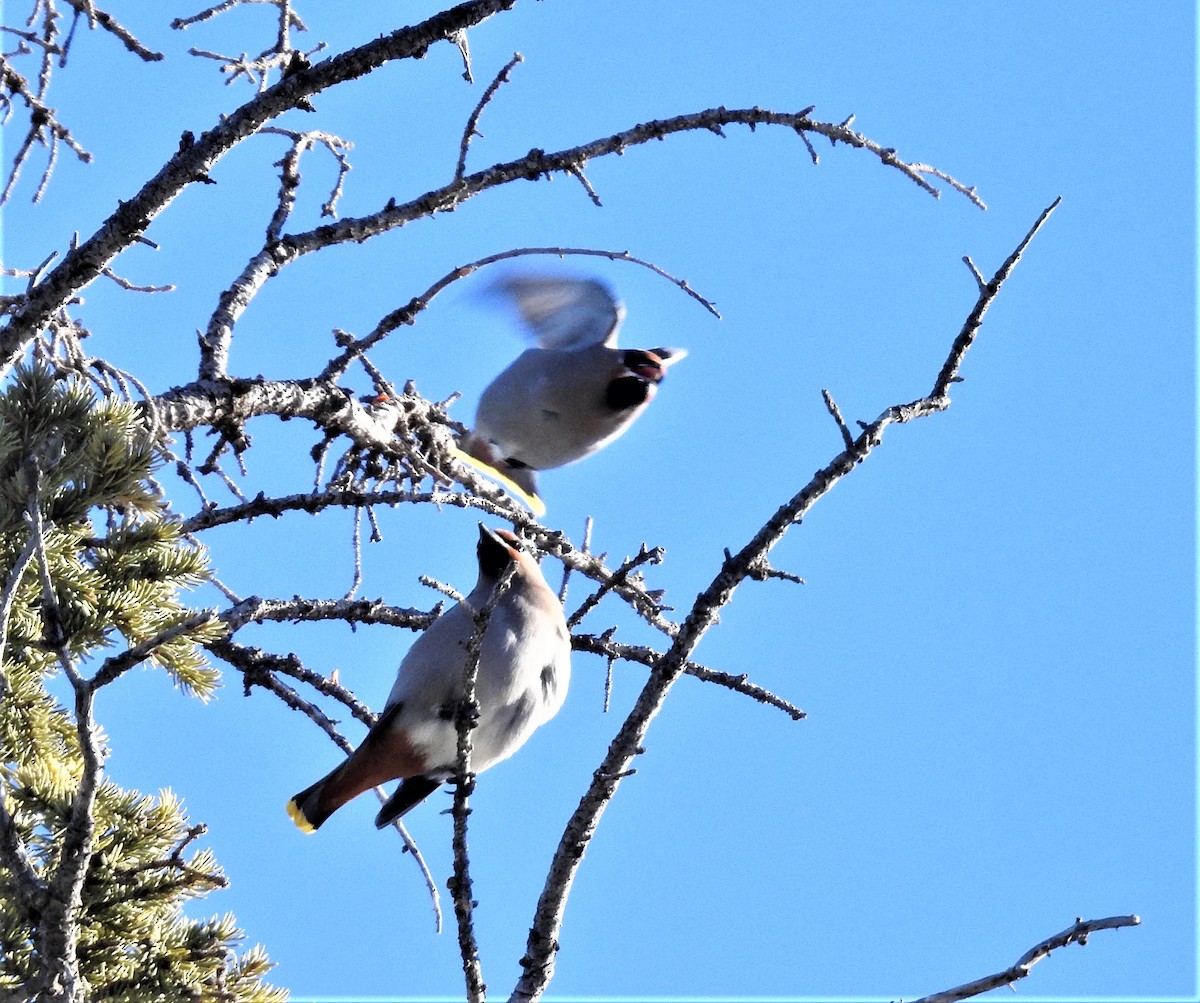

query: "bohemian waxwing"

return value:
[454, 276, 686, 513]
[287, 524, 571, 831]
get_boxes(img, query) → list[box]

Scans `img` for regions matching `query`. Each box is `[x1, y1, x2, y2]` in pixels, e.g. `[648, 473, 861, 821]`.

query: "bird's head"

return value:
[621, 347, 687, 383]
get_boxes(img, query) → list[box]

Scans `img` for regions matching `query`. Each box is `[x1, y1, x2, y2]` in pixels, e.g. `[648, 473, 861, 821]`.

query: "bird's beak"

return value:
[477, 523, 520, 578]
[654, 347, 688, 367]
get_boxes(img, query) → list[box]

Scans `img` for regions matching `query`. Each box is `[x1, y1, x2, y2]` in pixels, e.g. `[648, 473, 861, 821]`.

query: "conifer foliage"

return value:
[0, 367, 283, 1002]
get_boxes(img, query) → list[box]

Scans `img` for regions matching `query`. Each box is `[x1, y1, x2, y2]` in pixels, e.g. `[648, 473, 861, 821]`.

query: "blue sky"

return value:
[2, 2, 1195, 1001]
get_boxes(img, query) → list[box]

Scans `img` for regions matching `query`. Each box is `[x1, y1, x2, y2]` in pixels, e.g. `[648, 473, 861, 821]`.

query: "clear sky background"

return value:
[2, 3, 1195, 1001]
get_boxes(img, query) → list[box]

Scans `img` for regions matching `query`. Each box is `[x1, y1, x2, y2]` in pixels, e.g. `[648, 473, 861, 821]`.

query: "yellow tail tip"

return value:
[450, 446, 547, 517]
[286, 798, 316, 834]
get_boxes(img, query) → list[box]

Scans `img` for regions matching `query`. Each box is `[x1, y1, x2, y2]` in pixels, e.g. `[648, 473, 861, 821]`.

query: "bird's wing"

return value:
[496, 275, 625, 350]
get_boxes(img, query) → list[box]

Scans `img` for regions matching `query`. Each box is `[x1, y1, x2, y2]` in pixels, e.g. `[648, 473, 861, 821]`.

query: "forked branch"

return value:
[0, 0, 520, 377]
[509, 198, 1063, 1003]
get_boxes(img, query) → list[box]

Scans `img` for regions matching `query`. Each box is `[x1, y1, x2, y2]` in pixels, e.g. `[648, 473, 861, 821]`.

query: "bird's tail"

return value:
[287, 706, 428, 832]
[287, 775, 337, 834]
[286, 752, 383, 833]
[451, 442, 545, 516]
[374, 776, 444, 829]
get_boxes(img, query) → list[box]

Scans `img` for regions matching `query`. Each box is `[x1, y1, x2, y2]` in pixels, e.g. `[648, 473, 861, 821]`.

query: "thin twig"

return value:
[455, 52, 522, 182]
[567, 544, 662, 629]
[321, 246, 718, 384]
[565, 163, 602, 207]
[570, 632, 805, 721]
[558, 515, 592, 605]
[962, 255, 986, 294]
[100, 266, 174, 293]
[59, 0, 164, 61]
[376, 799, 443, 934]
[345, 506, 364, 599]
[821, 388, 854, 450]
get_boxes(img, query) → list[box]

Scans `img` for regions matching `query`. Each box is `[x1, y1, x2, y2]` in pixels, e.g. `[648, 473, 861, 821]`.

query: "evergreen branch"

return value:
[0, 498, 46, 933]
[89, 609, 219, 689]
[93, 824, 229, 909]
[109, 823, 213, 880]
[0, 781, 48, 927]
[913, 915, 1142, 1003]
[509, 199, 1062, 1003]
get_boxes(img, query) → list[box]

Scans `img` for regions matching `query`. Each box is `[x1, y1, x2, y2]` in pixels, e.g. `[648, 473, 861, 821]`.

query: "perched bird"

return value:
[455, 276, 686, 512]
[287, 524, 571, 831]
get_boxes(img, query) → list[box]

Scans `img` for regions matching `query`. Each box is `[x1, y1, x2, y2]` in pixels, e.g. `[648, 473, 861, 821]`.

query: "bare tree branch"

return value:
[509, 198, 1062, 1003]
[567, 544, 663, 629]
[450, 562, 516, 1002]
[321, 246, 718, 385]
[570, 632, 806, 720]
[25, 467, 100, 1003]
[194, 105, 975, 381]
[0, 0, 521, 377]
[221, 593, 438, 634]
[913, 915, 1142, 1003]
[59, 1, 164, 61]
